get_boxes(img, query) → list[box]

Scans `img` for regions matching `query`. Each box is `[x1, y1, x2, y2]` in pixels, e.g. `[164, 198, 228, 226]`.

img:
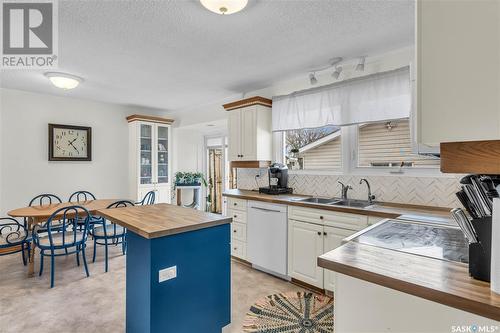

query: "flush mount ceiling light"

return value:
[355, 56, 366, 72]
[200, 0, 248, 15]
[309, 73, 318, 85]
[332, 66, 342, 79]
[44, 72, 83, 90]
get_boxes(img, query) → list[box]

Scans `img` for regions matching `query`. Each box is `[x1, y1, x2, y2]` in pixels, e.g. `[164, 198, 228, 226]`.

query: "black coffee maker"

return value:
[259, 163, 293, 195]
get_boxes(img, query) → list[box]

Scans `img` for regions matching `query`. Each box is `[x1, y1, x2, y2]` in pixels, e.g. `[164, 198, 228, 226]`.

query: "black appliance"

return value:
[259, 163, 293, 195]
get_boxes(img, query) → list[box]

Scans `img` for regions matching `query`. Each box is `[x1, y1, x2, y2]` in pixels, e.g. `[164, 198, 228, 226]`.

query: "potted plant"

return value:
[175, 172, 207, 187]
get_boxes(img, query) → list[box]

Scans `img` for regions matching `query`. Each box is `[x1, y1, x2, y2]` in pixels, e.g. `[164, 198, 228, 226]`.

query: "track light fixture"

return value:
[309, 73, 318, 85]
[355, 56, 366, 72]
[332, 66, 342, 79]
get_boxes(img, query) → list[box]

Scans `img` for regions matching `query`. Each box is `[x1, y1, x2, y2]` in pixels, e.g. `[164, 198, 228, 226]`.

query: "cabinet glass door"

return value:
[156, 125, 169, 184]
[140, 124, 152, 185]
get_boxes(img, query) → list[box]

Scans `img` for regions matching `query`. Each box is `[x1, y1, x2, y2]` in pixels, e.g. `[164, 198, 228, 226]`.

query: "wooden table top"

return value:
[223, 189, 453, 220]
[8, 199, 124, 219]
[318, 241, 500, 321]
[96, 203, 232, 239]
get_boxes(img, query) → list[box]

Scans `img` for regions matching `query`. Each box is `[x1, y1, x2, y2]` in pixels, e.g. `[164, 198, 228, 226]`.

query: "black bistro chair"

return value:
[0, 218, 31, 265]
[90, 200, 134, 272]
[68, 191, 104, 229]
[136, 190, 156, 205]
[33, 205, 91, 288]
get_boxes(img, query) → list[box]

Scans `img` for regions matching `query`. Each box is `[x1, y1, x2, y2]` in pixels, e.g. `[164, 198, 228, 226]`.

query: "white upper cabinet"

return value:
[224, 97, 272, 162]
[415, 0, 500, 146]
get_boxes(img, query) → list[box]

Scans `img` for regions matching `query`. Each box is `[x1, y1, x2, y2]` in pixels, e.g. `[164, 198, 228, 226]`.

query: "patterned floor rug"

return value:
[243, 291, 334, 333]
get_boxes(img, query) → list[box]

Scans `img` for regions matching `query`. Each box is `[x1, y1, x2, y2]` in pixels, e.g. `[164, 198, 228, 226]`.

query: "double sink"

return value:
[294, 197, 374, 208]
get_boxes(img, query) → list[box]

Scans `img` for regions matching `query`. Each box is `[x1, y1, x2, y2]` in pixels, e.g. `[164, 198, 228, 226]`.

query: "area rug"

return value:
[243, 291, 334, 333]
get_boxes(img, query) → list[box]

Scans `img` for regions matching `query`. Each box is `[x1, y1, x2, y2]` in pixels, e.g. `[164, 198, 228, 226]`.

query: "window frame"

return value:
[279, 123, 446, 177]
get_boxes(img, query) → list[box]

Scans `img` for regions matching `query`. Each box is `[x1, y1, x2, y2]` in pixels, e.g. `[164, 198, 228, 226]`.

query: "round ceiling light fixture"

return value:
[200, 0, 248, 15]
[44, 72, 83, 90]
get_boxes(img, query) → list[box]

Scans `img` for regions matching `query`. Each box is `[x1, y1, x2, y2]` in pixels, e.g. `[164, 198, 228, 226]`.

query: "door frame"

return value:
[203, 133, 228, 213]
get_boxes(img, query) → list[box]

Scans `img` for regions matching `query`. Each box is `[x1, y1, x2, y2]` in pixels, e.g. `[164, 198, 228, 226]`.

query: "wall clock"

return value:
[48, 124, 92, 161]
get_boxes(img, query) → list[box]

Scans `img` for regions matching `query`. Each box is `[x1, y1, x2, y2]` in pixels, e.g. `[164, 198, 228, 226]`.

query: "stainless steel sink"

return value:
[330, 199, 373, 208]
[296, 197, 339, 204]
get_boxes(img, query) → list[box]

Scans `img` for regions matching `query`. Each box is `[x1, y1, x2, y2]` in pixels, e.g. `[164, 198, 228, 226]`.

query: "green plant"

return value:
[175, 171, 207, 187]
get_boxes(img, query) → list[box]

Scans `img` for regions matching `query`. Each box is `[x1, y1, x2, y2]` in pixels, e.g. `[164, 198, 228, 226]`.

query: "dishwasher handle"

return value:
[250, 206, 282, 213]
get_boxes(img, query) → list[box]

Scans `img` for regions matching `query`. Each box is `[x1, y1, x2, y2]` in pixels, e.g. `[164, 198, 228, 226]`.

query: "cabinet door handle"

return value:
[234, 203, 237, 206]
[319, 216, 324, 220]
[233, 230, 237, 233]
[323, 232, 327, 236]
[233, 215, 237, 218]
[317, 231, 322, 236]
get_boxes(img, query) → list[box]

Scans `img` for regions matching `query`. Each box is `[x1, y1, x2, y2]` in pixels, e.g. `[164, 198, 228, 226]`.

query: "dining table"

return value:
[8, 199, 126, 277]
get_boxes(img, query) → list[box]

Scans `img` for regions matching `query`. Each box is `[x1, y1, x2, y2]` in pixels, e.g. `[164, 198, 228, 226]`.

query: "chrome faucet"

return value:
[338, 181, 353, 200]
[359, 178, 375, 204]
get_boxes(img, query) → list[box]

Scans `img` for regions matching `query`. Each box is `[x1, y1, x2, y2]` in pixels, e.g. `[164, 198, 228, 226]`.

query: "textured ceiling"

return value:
[0, 0, 414, 112]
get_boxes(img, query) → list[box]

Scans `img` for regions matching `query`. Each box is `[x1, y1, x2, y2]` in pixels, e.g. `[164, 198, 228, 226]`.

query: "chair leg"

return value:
[82, 244, 90, 278]
[21, 243, 27, 266]
[39, 250, 44, 277]
[92, 238, 97, 263]
[76, 245, 80, 266]
[104, 238, 109, 273]
[121, 235, 126, 255]
[50, 250, 55, 288]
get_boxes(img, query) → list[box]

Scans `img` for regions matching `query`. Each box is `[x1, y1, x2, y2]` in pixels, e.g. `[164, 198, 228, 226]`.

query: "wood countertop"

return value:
[96, 203, 232, 239]
[318, 241, 500, 321]
[223, 189, 452, 221]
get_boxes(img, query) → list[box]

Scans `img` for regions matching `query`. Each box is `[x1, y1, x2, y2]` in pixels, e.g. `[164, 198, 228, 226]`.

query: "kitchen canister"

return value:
[492, 198, 500, 294]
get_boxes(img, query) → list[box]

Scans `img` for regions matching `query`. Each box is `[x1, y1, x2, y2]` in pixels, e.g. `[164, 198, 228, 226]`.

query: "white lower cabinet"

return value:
[288, 206, 368, 291]
[227, 197, 248, 260]
[323, 226, 356, 291]
[288, 220, 325, 288]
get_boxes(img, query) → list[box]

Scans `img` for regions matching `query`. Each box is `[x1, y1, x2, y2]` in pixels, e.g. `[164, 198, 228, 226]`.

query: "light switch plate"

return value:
[159, 266, 177, 283]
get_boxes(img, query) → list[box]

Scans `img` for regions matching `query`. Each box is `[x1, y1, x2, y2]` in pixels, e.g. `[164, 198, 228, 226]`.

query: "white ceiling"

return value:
[0, 0, 414, 113]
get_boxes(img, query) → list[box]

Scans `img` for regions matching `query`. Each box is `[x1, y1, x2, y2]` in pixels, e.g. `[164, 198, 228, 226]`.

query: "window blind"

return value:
[272, 67, 411, 132]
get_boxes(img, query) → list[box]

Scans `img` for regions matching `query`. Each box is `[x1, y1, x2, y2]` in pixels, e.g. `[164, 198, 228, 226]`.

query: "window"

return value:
[357, 119, 440, 168]
[285, 126, 341, 170]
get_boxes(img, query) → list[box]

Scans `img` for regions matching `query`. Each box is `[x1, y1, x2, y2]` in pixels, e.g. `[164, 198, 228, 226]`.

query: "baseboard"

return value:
[291, 278, 326, 295]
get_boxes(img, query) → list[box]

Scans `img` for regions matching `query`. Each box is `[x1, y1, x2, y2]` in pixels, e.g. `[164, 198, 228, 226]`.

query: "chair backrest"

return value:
[34, 206, 90, 248]
[101, 200, 135, 237]
[138, 191, 155, 205]
[0, 217, 27, 248]
[29, 193, 62, 207]
[69, 191, 96, 202]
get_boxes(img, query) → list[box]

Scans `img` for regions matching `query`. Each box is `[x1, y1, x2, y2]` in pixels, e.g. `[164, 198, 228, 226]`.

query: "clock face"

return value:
[53, 127, 88, 158]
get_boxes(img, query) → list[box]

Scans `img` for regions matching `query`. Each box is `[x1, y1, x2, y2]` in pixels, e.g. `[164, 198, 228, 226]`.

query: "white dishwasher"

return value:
[247, 200, 288, 278]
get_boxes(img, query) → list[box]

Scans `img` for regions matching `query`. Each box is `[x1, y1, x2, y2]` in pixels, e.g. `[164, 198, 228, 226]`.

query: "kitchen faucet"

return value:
[338, 181, 352, 200]
[359, 178, 375, 204]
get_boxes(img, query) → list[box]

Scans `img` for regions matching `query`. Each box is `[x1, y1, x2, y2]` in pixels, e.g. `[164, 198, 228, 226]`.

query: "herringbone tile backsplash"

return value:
[236, 169, 462, 208]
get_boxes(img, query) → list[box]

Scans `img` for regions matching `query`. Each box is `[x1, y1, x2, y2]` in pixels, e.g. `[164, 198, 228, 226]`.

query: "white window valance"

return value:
[272, 66, 411, 132]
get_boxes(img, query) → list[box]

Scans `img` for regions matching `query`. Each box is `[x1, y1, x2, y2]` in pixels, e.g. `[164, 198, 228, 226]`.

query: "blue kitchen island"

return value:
[98, 203, 232, 333]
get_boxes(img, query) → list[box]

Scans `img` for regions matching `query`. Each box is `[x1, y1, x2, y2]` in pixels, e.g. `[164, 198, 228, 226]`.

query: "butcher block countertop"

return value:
[97, 203, 232, 239]
[318, 242, 500, 321]
[223, 189, 452, 221]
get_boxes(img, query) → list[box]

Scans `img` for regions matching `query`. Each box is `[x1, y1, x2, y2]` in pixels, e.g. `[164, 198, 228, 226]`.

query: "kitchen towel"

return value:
[491, 198, 500, 294]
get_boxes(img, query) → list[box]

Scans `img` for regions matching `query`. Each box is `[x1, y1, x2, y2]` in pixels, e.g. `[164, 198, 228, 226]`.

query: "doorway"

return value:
[205, 136, 228, 214]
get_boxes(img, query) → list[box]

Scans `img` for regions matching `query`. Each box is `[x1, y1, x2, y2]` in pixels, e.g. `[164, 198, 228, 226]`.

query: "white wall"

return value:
[0, 88, 153, 216]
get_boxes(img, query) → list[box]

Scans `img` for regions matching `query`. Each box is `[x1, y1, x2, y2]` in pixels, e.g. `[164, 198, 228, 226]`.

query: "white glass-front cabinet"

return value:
[128, 115, 173, 204]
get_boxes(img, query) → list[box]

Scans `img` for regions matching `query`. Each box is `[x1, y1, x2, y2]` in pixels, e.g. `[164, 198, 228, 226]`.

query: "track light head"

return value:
[355, 56, 366, 72]
[332, 66, 342, 79]
[309, 73, 318, 85]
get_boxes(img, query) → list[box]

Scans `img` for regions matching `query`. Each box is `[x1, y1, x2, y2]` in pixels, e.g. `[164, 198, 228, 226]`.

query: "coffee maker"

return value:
[259, 163, 293, 195]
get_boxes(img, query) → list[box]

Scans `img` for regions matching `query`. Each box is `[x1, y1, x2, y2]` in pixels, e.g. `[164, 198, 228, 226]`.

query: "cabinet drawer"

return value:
[231, 222, 247, 242]
[231, 239, 246, 259]
[228, 209, 247, 224]
[289, 205, 367, 231]
[227, 197, 247, 212]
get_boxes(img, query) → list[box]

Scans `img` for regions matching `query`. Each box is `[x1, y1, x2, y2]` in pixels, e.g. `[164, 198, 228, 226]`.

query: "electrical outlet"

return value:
[158, 266, 177, 282]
